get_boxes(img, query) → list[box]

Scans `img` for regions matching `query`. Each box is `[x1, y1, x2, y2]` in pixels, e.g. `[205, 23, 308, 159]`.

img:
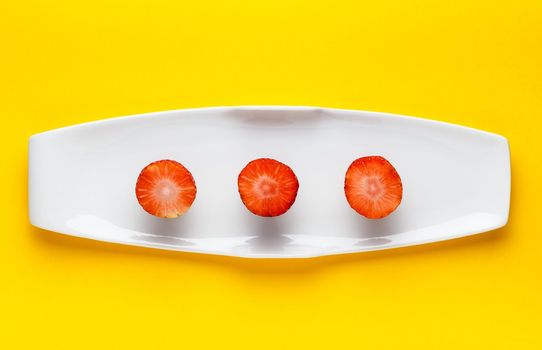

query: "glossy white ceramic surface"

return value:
[29, 106, 510, 258]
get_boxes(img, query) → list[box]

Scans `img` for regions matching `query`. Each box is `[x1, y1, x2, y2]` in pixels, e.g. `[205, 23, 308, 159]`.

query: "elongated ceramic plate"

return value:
[29, 106, 510, 258]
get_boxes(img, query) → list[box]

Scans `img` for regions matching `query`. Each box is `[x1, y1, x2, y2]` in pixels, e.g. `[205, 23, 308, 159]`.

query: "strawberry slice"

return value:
[344, 156, 403, 219]
[135, 160, 197, 218]
[238, 158, 299, 217]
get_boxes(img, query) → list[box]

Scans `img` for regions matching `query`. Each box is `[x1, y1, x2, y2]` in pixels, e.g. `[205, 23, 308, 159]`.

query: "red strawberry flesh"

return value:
[344, 156, 402, 219]
[135, 159, 197, 218]
[238, 158, 299, 217]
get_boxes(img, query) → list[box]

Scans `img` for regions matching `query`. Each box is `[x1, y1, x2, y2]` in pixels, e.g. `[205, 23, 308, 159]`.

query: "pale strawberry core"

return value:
[155, 180, 178, 201]
[365, 177, 383, 199]
[257, 178, 278, 198]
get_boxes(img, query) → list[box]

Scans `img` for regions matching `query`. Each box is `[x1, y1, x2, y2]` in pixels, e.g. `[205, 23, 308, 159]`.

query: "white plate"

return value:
[29, 106, 510, 258]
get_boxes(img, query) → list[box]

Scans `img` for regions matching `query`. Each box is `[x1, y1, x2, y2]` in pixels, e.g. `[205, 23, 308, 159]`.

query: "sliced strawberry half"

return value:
[237, 158, 299, 217]
[344, 156, 402, 219]
[135, 159, 197, 218]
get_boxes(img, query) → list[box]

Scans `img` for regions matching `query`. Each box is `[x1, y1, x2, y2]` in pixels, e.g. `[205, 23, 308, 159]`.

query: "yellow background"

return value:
[1, 0, 540, 348]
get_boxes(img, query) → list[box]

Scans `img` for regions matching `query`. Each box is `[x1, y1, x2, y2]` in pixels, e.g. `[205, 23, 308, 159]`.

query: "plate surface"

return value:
[29, 106, 510, 258]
